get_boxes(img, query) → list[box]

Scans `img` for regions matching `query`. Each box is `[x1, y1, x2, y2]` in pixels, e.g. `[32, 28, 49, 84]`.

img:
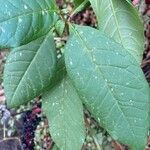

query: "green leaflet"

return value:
[4, 32, 57, 108]
[42, 76, 85, 150]
[64, 25, 150, 150]
[0, 0, 56, 49]
[89, 0, 144, 63]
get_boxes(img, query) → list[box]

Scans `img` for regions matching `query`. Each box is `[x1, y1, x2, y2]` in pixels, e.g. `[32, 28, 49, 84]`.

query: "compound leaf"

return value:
[89, 0, 144, 63]
[42, 76, 85, 150]
[4, 32, 57, 108]
[0, 0, 56, 49]
[65, 25, 150, 150]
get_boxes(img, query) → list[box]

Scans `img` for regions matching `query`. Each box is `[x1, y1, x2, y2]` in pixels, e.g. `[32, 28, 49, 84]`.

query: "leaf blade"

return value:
[42, 76, 85, 150]
[4, 32, 57, 108]
[89, 0, 144, 63]
[65, 25, 150, 149]
[0, 0, 56, 48]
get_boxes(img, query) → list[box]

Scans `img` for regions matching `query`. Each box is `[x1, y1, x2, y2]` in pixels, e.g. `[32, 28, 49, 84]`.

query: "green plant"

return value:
[0, 0, 149, 149]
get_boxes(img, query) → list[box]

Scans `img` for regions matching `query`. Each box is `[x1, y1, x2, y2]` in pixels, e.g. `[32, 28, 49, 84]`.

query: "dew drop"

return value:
[128, 32, 132, 36]
[81, 138, 85, 142]
[98, 118, 100, 122]
[129, 100, 133, 105]
[59, 110, 63, 115]
[18, 18, 22, 23]
[80, 31, 83, 34]
[111, 88, 114, 91]
[42, 11, 45, 15]
[70, 61, 73, 65]
[57, 133, 60, 136]
[57, 54, 61, 59]
[105, 79, 108, 82]
[93, 58, 96, 61]
[94, 76, 98, 79]
[4, 4, 8, 8]
[24, 5, 28, 9]
[0, 27, 5, 33]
